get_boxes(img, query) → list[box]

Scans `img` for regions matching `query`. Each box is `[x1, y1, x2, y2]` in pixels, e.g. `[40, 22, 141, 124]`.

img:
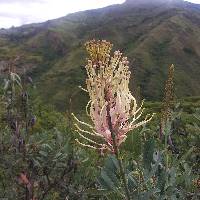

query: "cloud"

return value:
[0, 0, 47, 3]
[0, 0, 199, 29]
[0, 16, 21, 28]
[0, 1, 44, 28]
[189, 0, 200, 3]
[0, 0, 126, 28]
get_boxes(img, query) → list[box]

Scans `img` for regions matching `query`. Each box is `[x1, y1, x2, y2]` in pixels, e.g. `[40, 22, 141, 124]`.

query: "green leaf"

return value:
[98, 155, 120, 192]
[54, 152, 62, 159]
[157, 168, 166, 194]
[99, 169, 117, 190]
[143, 138, 155, 172]
[127, 172, 137, 190]
[41, 143, 53, 151]
[39, 150, 48, 157]
[104, 155, 119, 172]
[32, 158, 41, 167]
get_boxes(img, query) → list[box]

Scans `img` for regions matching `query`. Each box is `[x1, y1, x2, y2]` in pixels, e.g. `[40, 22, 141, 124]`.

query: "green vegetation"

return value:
[0, 37, 199, 199]
[0, 63, 199, 200]
[0, 1, 199, 199]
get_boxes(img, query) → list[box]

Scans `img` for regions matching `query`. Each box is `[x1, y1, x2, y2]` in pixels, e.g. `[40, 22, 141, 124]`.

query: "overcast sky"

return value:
[0, 0, 199, 28]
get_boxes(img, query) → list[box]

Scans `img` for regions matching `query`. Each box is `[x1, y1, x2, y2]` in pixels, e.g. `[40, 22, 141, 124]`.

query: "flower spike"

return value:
[73, 40, 154, 153]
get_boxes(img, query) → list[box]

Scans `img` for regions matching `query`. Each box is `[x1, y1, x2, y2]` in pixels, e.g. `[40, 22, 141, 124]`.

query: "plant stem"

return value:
[106, 104, 131, 200]
[115, 147, 131, 200]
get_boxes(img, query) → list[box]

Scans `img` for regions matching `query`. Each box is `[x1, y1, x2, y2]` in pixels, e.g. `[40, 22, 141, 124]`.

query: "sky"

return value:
[0, 0, 199, 29]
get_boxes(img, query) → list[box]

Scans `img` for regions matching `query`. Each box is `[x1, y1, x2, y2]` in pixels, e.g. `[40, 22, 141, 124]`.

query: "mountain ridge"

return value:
[0, 0, 200, 110]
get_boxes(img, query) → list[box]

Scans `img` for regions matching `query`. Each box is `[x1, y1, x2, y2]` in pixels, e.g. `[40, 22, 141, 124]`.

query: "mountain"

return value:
[0, 0, 200, 110]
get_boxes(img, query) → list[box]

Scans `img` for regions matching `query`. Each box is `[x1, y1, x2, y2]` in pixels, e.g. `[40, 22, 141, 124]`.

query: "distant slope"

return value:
[0, 0, 200, 110]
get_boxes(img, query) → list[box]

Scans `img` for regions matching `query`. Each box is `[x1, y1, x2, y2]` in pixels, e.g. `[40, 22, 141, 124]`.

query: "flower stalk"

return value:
[72, 39, 154, 199]
[160, 64, 175, 138]
[106, 100, 131, 199]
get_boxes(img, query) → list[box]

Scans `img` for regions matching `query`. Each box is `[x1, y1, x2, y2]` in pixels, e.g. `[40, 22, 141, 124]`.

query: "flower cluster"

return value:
[72, 40, 154, 153]
[161, 64, 175, 128]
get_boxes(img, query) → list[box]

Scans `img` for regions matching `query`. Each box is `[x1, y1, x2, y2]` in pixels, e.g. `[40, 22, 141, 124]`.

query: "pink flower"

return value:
[72, 40, 154, 153]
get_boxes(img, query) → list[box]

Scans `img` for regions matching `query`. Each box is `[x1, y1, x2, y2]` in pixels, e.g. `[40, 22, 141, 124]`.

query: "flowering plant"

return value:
[73, 40, 154, 153]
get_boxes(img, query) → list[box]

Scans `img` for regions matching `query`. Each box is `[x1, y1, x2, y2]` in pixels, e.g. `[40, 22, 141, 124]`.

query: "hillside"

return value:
[0, 0, 200, 110]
